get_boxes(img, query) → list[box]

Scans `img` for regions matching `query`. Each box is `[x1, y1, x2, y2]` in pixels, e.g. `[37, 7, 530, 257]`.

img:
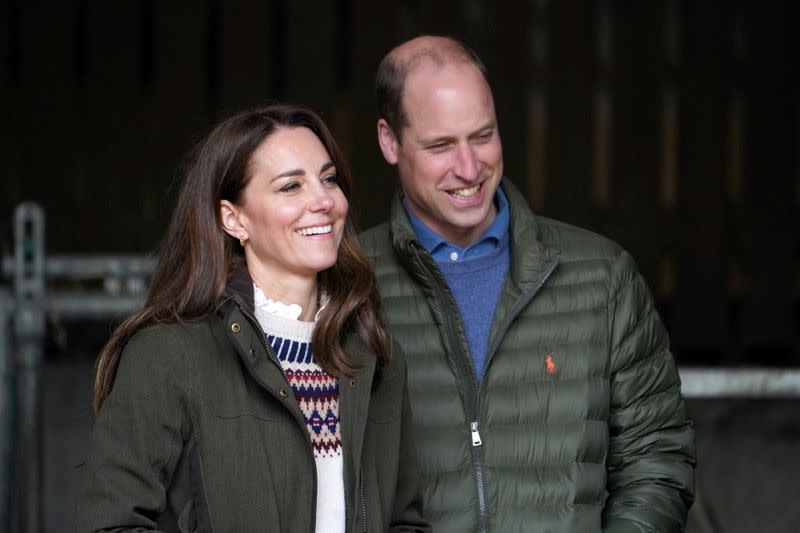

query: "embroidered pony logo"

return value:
[545, 353, 556, 375]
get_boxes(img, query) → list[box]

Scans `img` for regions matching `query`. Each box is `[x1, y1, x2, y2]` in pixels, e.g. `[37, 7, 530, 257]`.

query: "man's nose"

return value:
[453, 144, 479, 181]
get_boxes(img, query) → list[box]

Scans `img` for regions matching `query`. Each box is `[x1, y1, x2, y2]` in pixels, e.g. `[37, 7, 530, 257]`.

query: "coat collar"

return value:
[220, 265, 256, 316]
[389, 177, 560, 291]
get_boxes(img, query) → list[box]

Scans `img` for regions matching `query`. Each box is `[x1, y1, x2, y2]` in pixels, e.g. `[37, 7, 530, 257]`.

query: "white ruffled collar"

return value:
[253, 284, 329, 322]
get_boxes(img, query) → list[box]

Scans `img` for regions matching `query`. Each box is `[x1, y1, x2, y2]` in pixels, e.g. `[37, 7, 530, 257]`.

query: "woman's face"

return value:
[230, 126, 348, 285]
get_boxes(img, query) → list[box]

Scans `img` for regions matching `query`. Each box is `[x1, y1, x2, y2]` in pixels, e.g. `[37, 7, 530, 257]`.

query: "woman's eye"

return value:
[322, 174, 340, 187]
[279, 182, 300, 193]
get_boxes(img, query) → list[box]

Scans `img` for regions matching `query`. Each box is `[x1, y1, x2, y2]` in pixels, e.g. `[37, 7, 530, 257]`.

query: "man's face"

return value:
[378, 62, 503, 248]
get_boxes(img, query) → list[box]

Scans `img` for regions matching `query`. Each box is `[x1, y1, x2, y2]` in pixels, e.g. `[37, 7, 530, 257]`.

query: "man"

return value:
[359, 35, 695, 532]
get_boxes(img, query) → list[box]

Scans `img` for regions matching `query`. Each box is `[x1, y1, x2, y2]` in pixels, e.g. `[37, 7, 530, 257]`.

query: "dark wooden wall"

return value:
[1, 1, 798, 363]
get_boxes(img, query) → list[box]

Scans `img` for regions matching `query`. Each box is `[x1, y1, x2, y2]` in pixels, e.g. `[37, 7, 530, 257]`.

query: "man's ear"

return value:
[377, 119, 400, 165]
[219, 200, 247, 240]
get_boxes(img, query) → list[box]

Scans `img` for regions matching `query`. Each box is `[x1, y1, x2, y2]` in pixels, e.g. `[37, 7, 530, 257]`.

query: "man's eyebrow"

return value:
[473, 121, 497, 133]
[418, 134, 454, 145]
[419, 121, 498, 145]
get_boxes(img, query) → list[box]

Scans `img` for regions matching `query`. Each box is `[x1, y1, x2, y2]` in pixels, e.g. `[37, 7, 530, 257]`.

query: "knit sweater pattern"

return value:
[253, 286, 344, 533]
[265, 330, 342, 457]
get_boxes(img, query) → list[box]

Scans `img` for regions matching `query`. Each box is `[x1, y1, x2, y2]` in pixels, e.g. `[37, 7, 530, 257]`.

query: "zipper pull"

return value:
[471, 421, 482, 447]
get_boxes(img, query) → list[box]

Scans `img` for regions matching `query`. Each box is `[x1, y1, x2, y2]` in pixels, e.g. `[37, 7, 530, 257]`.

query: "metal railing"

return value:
[0, 203, 152, 533]
[680, 367, 800, 398]
[0, 202, 798, 532]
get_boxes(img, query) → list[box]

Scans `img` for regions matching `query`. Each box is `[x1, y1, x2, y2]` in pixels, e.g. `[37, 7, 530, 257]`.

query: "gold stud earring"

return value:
[239, 235, 248, 247]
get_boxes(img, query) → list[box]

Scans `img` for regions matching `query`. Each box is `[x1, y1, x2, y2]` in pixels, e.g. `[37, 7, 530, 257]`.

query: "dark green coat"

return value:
[76, 270, 429, 533]
[359, 180, 695, 533]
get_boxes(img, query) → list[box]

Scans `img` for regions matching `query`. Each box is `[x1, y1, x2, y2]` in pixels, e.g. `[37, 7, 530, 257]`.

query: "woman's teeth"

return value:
[296, 224, 332, 236]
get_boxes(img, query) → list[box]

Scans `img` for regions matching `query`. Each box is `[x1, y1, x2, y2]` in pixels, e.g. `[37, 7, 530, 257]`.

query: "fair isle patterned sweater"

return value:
[253, 286, 344, 533]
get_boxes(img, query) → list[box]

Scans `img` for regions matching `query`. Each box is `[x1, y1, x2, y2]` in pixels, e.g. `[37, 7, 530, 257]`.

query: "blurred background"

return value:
[1, 1, 799, 531]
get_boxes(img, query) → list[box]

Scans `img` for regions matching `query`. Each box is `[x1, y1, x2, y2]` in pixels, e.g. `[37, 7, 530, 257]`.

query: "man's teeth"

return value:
[449, 185, 479, 199]
[296, 225, 332, 236]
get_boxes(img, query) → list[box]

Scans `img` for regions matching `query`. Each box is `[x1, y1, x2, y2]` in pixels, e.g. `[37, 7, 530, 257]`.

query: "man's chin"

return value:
[439, 214, 494, 243]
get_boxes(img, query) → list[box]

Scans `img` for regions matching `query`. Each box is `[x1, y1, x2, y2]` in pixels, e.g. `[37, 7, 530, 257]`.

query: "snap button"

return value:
[230, 322, 241, 333]
[449, 251, 459, 261]
[248, 347, 256, 358]
[349, 379, 356, 387]
[279, 389, 288, 397]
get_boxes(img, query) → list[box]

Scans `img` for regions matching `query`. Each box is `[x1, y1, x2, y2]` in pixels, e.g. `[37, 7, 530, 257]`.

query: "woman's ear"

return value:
[219, 200, 247, 241]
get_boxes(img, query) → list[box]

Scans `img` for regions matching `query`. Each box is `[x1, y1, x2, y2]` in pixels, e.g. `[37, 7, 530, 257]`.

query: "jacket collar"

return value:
[389, 177, 560, 288]
[220, 265, 256, 316]
[500, 178, 560, 286]
[390, 177, 543, 245]
[219, 266, 378, 369]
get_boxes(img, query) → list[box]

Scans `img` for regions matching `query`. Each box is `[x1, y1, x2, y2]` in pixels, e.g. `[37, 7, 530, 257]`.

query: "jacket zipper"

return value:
[238, 305, 287, 378]
[410, 243, 488, 533]
[476, 256, 559, 414]
[411, 243, 559, 533]
[360, 468, 367, 532]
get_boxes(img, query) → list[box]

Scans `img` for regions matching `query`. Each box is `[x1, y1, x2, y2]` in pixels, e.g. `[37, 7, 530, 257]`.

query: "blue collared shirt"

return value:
[404, 186, 510, 262]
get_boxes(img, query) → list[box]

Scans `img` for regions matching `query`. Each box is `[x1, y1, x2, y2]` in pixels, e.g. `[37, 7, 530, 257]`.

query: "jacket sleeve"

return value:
[75, 328, 190, 532]
[602, 251, 696, 532]
[389, 346, 432, 533]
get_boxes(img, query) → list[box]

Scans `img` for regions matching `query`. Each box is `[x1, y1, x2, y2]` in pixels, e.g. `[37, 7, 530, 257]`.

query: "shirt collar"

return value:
[403, 185, 510, 260]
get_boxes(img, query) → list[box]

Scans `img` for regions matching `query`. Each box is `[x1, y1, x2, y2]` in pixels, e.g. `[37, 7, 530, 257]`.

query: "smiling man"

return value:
[378, 55, 502, 248]
[360, 36, 696, 533]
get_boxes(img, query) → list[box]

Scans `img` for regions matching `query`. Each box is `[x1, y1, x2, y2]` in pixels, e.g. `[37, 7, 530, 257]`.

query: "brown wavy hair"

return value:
[93, 104, 391, 413]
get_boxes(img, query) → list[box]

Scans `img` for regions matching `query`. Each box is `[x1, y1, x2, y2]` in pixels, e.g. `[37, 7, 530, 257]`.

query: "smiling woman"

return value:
[219, 126, 349, 312]
[76, 104, 430, 533]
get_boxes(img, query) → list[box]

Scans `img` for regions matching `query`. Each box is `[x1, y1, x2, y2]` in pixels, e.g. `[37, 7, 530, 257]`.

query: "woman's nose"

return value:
[308, 184, 335, 212]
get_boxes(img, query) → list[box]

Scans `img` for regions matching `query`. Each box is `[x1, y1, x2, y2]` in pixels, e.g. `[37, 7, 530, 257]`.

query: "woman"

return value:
[76, 104, 429, 532]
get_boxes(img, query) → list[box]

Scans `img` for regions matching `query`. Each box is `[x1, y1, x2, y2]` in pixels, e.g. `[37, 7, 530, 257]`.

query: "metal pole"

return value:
[680, 367, 800, 398]
[13, 203, 46, 533]
[0, 288, 14, 533]
[2, 254, 158, 278]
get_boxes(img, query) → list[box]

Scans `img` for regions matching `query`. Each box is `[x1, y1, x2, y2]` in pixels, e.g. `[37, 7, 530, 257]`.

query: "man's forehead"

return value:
[403, 63, 493, 109]
[400, 72, 496, 143]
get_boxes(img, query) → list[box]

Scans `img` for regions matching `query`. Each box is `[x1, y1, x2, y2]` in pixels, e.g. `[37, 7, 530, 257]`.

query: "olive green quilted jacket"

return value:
[359, 179, 695, 533]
